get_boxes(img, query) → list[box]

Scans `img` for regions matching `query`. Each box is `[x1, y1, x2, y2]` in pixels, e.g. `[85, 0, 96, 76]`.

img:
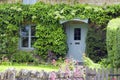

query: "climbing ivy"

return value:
[34, 24, 67, 59]
[0, 2, 120, 60]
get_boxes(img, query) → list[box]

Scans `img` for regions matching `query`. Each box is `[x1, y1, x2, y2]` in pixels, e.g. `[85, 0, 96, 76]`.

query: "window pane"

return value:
[74, 28, 81, 40]
[31, 37, 36, 47]
[20, 25, 36, 49]
[23, 0, 29, 4]
[31, 26, 36, 36]
[29, 0, 37, 4]
[21, 26, 29, 37]
[23, 0, 37, 4]
[21, 37, 29, 47]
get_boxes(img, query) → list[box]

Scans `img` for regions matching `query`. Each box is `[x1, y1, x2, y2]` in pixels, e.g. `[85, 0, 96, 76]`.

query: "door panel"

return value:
[66, 23, 88, 62]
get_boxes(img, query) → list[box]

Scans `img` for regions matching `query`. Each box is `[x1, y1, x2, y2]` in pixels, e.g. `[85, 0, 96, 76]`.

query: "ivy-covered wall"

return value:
[0, 2, 120, 61]
[34, 24, 67, 59]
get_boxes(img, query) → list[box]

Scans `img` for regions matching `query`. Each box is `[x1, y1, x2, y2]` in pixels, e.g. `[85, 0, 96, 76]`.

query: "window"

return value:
[23, 0, 37, 4]
[74, 28, 81, 40]
[20, 25, 36, 50]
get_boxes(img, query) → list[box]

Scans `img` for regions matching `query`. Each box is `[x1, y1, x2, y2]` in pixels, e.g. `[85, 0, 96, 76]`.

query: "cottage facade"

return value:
[18, 0, 89, 61]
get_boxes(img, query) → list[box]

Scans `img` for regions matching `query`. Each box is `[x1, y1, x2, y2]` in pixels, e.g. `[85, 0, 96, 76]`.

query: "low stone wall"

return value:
[0, 68, 84, 80]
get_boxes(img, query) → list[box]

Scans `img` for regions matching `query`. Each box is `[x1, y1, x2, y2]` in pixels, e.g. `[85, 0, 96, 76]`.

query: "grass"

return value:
[0, 64, 59, 72]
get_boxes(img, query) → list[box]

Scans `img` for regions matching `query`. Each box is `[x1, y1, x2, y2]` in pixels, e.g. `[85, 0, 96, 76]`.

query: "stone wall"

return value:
[0, 68, 85, 80]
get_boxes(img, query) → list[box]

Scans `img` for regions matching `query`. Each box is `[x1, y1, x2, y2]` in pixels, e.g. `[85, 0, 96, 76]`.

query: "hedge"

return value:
[106, 18, 120, 68]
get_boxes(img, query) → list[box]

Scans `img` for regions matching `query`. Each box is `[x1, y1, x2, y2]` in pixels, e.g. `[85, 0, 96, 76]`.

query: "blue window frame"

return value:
[23, 0, 37, 4]
[20, 25, 36, 50]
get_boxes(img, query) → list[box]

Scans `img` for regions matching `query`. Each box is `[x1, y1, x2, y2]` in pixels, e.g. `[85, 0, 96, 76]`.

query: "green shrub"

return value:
[83, 55, 102, 69]
[86, 24, 107, 62]
[11, 51, 35, 63]
[99, 58, 111, 68]
[1, 62, 12, 66]
[106, 18, 120, 68]
[34, 24, 67, 59]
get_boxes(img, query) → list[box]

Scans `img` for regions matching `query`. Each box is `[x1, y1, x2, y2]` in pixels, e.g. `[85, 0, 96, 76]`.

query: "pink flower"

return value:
[74, 66, 81, 77]
[112, 78, 116, 80]
[65, 58, 70, 65]
[65, 66, 70, 77]
[52, 59, 56, 66]
[76, 61, 79, 65]
[49, 71, 56, 80]
[73, 77, 84, 80]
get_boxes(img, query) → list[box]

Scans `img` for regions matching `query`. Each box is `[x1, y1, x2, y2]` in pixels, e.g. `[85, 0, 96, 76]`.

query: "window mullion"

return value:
[20, 27, 22, 49]
[29, 25, 31, 48]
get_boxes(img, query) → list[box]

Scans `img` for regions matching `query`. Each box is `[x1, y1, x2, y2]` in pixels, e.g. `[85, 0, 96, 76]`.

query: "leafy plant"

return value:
[34, 24, 67, 59]
[86, 24, 107, 62]
[83, 55, 102, 69]
[106, 18, 120, 68]
[49, 58, 85, 79]
[11, 51, 35, 63]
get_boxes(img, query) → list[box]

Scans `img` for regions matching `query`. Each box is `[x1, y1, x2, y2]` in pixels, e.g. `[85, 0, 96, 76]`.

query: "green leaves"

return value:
[7, 24, 18, 31]
[106, 18, 120, 68]
[86, 25, 107, 63]
[34, 24, 67, 59]
[0, 2, 120, 61]
[54, 11, 65, 20]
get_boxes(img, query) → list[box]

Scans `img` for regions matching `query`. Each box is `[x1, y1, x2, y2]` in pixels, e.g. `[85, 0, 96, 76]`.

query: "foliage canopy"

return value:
[0, 2, 120, 61]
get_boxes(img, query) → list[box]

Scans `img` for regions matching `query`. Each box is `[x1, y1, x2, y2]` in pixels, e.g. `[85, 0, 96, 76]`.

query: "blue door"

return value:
[66, 23, 88, 62]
